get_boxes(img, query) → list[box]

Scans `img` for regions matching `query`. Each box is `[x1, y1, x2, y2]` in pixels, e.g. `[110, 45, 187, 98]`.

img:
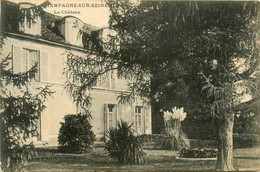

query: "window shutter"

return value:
[104, 104, 108, 136]
[105, 73, 110, 89]
[111, 72, 115, 89]
[130, 106, 135, 130]
[12, 45, 22, 73]
[40, 51, 48, 82]
[35, 51, 40, 81]
[143, 107, 148, 134]
[140, 107, 144, 134]
[113, 105, 117, 128]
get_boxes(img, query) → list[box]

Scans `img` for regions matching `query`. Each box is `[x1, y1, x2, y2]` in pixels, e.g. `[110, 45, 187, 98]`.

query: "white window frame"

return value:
[104, 104, 118, 134]
[19, 15, 41, 35]
[22, 48, 40, 82]
[108, 104, 115, 129]
[96, 71, 116, 90]
[134, 106, 143, 134]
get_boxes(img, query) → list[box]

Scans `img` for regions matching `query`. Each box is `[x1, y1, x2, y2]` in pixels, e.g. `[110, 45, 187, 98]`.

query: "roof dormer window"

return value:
[18, 3, 41, 36]
[64, 17, 85, 47]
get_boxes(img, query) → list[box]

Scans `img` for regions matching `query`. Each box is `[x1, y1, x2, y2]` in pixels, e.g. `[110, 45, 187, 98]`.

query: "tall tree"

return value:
[63, 0, 259, 170]
[105, 1, 259, 170]
[0, 1, 53, 171]
[0, 52, 53, 171]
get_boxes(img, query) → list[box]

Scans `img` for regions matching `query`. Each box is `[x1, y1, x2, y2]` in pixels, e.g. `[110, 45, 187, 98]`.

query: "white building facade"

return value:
[1, 1, 151, 146]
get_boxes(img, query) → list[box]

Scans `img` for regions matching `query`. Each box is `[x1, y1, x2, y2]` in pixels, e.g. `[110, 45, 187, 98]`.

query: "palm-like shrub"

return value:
[58, 113, 96, 153]
[104, 121, 146, 164]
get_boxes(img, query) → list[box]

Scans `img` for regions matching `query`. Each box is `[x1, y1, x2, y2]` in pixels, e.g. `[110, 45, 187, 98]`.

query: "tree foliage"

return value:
[0, 53, 53, 171]
[60, 0, 259, 170]
[1, 0, 51, 33]
[64, 51, 118, 116]
[106, 0, 259, 118]
[104, 1, 259, 170]
[1, 2, 54, 171]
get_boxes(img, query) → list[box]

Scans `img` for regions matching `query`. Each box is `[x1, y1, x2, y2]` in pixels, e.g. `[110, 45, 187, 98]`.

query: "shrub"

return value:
[105, 121, 146, 164]
[137, 134, 177, 149]
[153, 135, 173, 149]
[233, 133, 260, 148]
[137, 134, 161, 143]
[58, 113, 96, 153]
[189, 139, 218, 148]
[179, 148, 217, 158]
[137, 134, 189, 150]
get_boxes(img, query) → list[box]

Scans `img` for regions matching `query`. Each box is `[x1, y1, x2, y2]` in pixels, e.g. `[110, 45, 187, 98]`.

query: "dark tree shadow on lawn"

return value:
[34, 147, 119, 167]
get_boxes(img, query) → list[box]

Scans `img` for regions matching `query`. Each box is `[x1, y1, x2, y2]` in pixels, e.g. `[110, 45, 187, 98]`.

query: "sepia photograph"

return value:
[0, 0, 259, 171]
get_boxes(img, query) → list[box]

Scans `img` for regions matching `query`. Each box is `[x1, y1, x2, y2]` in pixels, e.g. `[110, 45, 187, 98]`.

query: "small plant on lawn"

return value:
[58, 113, 96, 153]
[105, 121, 146, 164]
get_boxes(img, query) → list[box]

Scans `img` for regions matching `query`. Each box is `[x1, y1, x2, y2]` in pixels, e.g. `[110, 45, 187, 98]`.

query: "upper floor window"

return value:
[96, 71, 115, 90]
[22, 48, 40, 81]
[12, 45, 49, 82]
[64, 17, 84, 47]
[18, 3, 41, 35]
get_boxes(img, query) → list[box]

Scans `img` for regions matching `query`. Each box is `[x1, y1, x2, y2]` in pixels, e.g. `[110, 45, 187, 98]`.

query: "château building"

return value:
[1, 1, 152, 146]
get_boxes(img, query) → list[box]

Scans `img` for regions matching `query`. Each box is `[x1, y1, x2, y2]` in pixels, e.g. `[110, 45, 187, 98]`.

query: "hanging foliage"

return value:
[104, 1, 259, 170]
[0, 51, 54, 171]
[1, 0, 50, 32]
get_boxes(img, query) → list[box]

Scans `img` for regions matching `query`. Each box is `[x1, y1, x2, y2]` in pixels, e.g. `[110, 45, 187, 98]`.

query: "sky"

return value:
[8, 0, 110, 28]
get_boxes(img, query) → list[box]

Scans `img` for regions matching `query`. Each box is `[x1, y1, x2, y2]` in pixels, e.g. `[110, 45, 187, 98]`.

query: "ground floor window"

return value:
[36, 114, 41, 141]
[104, 104, 117, 132]
[134, 106, 143, 134]
[31, 113, 41, 141]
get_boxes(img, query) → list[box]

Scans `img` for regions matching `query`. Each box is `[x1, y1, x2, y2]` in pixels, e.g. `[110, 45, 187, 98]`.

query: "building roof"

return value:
[2, 0, 101, 48]
[41, 12, 64, 42]
[54, 15, 100, 35]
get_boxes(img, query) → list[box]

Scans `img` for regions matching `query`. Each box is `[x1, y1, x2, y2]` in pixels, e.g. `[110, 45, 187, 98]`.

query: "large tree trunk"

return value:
[215, 113, 235, 171]
[151, 102, 164, 134]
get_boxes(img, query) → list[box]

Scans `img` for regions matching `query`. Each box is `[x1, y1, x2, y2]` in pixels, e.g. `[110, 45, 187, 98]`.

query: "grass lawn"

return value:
[25, 146, 260, 171]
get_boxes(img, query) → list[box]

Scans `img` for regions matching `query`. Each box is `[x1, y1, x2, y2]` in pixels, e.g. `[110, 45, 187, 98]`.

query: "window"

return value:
[108, 104, 115, 129]
[22, 48, 39, 81]
[13, 46, 48, 83]
[134, 106, 143, 134]
[64, 17, 84, 47]
[35, 113, 41, 141]
[19, 15, 41, 35]
[96, 72, 116, 90]
[104, 104, 117, 132]
[18, 3, 41, 36]
[31, 111, 41, 141]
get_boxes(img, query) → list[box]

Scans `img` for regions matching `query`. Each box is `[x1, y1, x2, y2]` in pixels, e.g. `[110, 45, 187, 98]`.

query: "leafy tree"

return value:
[0, 2, 53, 170]
[62, 1, 259, 170]
[104, 1, 259, 171]
[0, 53, 53, 171]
